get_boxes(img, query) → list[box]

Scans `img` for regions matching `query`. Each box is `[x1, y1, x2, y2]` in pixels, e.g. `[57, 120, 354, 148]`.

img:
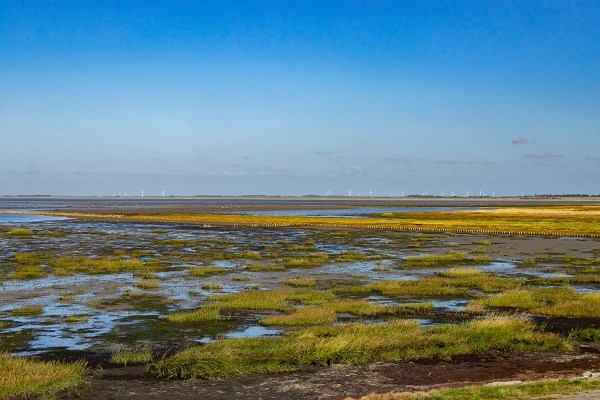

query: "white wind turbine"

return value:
[369, 188, 373, 198]
[347, 189, 353, 197]
[162, 190, 165, 198]
[141, 190, 144, 198]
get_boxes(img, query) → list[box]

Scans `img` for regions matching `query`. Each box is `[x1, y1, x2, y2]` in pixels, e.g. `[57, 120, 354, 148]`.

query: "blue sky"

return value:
[1, 1, 599, 196]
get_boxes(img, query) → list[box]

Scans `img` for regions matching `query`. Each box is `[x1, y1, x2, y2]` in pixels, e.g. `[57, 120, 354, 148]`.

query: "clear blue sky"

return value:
[1, 1, 599, 196]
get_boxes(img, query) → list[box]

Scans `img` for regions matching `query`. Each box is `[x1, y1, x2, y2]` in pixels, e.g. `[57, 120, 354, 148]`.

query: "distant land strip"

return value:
[4, 207, 600, 238]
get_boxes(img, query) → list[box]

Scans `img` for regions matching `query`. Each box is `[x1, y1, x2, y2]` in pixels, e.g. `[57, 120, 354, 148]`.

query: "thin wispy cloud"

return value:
[384, 156, 412, 163]
[524, 152, 563, 160]
[435, 159, 462, 165]
[585, 156, 600, 162]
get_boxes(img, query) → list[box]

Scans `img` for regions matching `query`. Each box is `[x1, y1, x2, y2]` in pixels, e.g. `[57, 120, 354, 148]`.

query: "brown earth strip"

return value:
[64, 350, 600, 400]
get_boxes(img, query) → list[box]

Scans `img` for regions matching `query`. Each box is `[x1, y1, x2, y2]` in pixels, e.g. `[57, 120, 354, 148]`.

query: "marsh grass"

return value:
[325, 299, 386, 316]
[187, 265, 228, 277]
[133, 270, 159, 279]
[335, 251, 367, 262]
[11, 306, 43, 316]
[360, 376, 600, 400]
[475, 287, 600, 317]
[164, 307, 221, 323]
[51, 256, 162, 275]
[65, 315, 89, 323]
[371, 279, 467, 297]
[6, 228, 33, 237]
[441, 268, 520, 293]
[243, 251, 262, 260]
[0, 354, 87, 399]
[259, 307, 335, 326]
[201, 282, 223, 290]
[247, 263, 285, 272]
[570, 328, 600, 342]
[149, 316, 569, 379]
[13, 252, 41, 265]
[10, 265, 46, 279]
[280, 277, 317, 287]
[135, 278, 161, 289]
[110, 348, 153, 365]
[286, 253, 329, 268]
[207, 289, 335, 312]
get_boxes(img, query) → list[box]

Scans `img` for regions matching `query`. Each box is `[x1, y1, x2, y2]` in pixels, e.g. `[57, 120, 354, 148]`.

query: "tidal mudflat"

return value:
[1, 198, 600, 399]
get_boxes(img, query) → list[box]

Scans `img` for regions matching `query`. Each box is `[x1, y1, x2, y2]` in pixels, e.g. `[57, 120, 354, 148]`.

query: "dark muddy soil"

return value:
[63, 349, 600, 400]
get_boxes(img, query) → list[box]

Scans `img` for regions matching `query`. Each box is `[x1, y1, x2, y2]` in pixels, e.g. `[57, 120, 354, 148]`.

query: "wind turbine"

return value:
[141, 190, 144, 198]
[162, 190, 165, 198]
[327, 189, 332, 196]
[492, 192, 495, 198]
[451, 189, 455, 197]
[466, 191, 469, 197]
[347, 189, 353, 197]
[441, 191, 445, 197]
[401, 191, 405, 197]
[369, 188, 373, 198]
[521, 190, 525, 197]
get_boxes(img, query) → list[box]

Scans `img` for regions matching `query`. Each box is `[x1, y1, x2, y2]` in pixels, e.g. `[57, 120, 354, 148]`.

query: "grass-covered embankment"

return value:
[149, 316, 569, 379]
[13, 205, 600, 236]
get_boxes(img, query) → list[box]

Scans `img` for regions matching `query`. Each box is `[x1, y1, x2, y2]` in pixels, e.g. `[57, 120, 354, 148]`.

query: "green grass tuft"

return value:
[259, 307, 335, 326]
[11, 306, 44, 316]
[110, 348, 153, 365]
[188, 265, 228, 277]
[0, 354, 87, 399]
[247, 264, 285, 272]
[10, 265, 46, 279]
[164, 307, 222, 323]
[7, 228, 33, 237]
[570, 328, 600, 342]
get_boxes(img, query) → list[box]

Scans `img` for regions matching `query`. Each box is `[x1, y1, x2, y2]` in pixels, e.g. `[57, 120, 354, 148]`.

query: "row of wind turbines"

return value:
[326, 189, 527, 198]
[112, 190, 167, 198]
